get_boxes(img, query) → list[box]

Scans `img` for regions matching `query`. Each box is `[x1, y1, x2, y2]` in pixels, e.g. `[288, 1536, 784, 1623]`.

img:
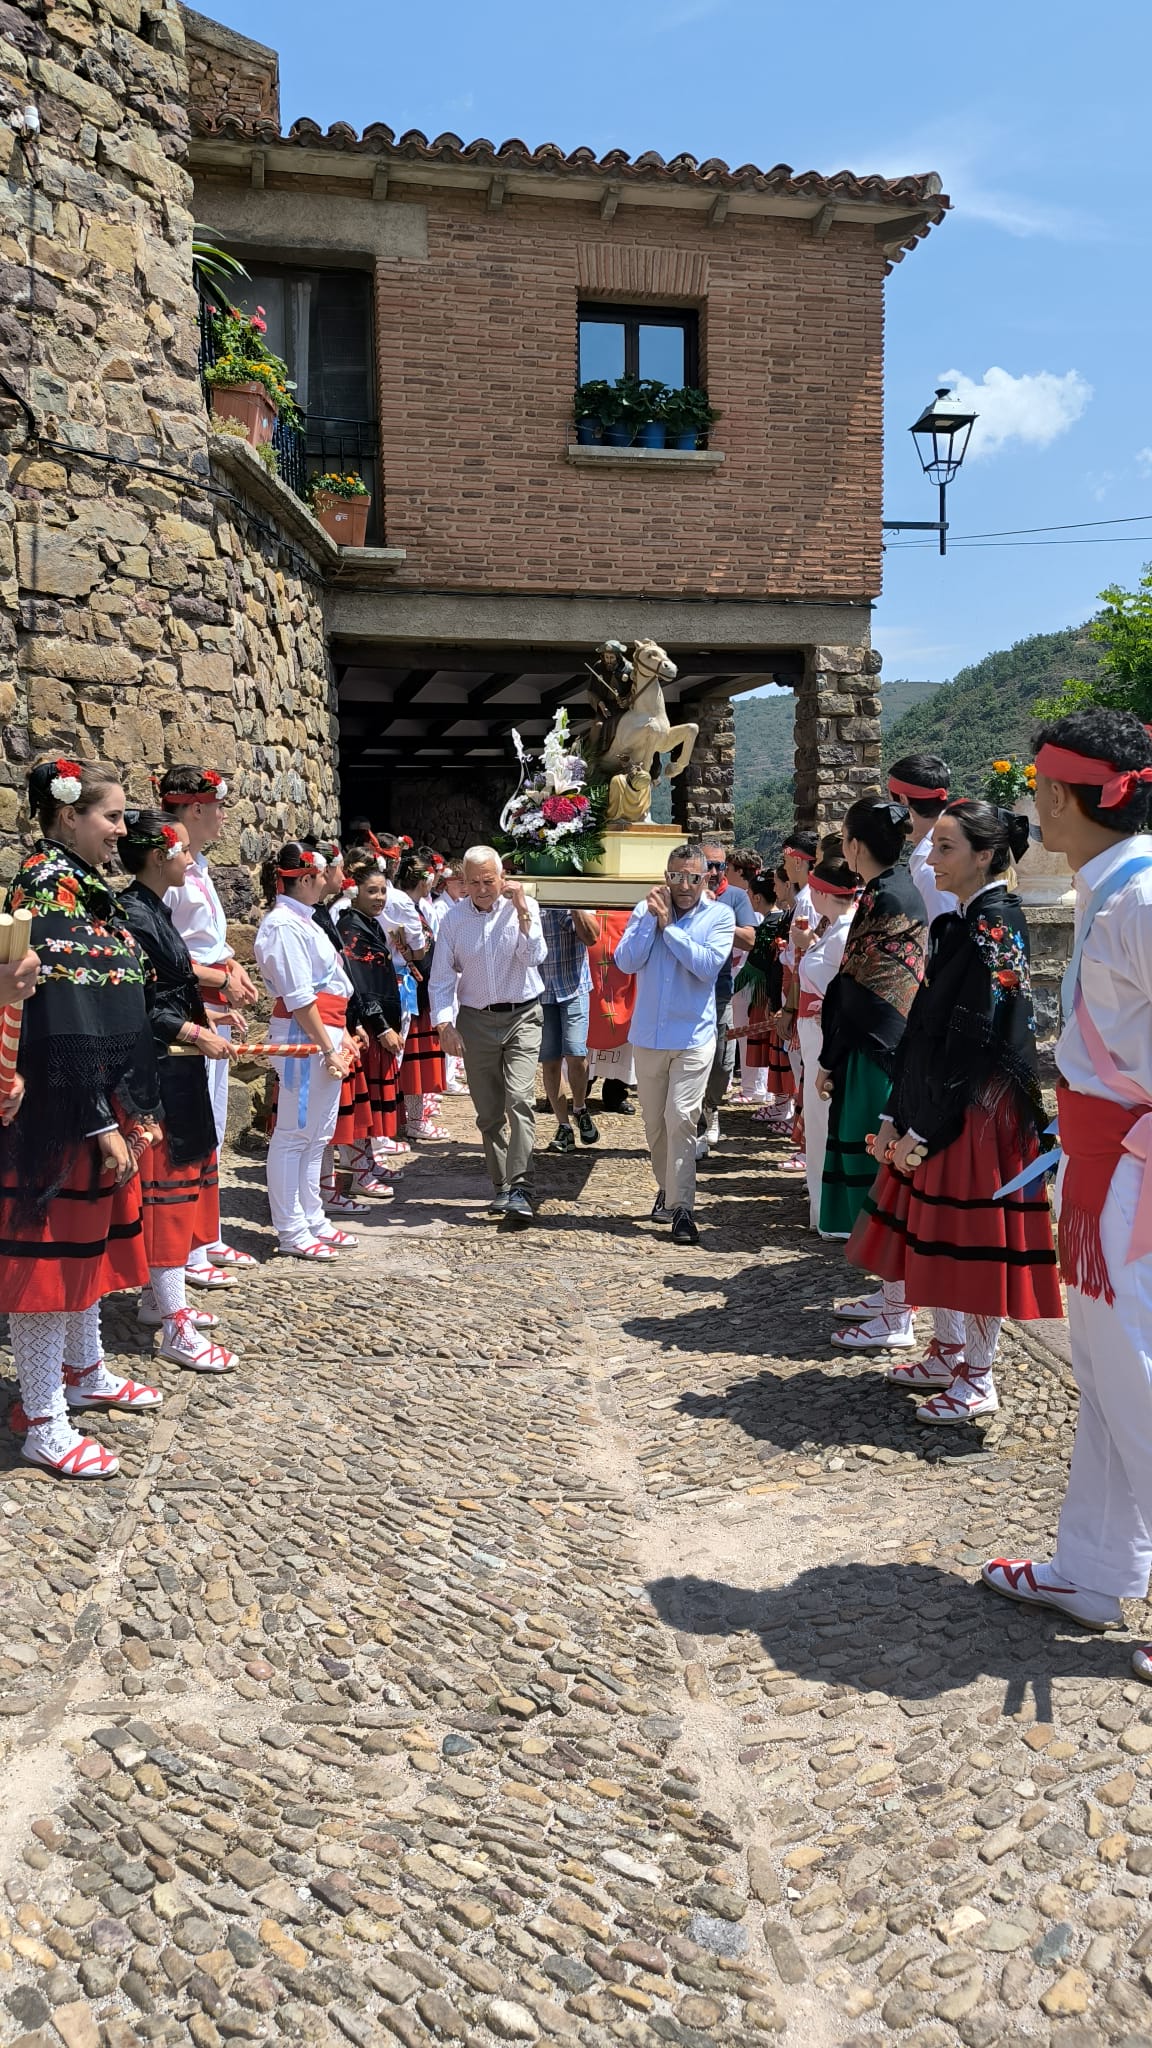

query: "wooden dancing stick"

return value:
[168, 1040, 323, 1059]
[0, 908, 34, 1100]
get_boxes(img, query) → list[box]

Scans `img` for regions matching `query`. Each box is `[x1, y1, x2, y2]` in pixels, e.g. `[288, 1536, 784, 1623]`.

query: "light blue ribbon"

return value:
[277, 1017, 312, 1129]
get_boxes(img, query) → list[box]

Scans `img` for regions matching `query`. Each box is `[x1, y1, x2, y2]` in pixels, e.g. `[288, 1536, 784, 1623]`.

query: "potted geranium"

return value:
[659, 385, 719, 450]
[307, 471, 371, 547]
[203, 303, 301, 449]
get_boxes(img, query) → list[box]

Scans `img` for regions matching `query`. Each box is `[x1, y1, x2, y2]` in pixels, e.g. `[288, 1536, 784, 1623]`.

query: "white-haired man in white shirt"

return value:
[429, 847, 547, 1228]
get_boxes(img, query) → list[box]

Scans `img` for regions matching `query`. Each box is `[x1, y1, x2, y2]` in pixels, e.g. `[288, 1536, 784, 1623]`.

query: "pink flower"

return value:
[542, 795, 579, 825]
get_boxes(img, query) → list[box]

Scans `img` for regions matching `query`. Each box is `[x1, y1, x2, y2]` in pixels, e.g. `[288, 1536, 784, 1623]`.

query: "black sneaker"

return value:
[502, 1187, 536, 1229]
[574, 1107, 600, 1147]
[670, 1207, 699, 1246]
[651, 1192, 673, 1223]
[547, 1125, 576, 1154]
[487, 1189, 511, 1218]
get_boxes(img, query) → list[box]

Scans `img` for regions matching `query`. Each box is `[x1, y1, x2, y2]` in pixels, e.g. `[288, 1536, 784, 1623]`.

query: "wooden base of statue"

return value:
[523, 824, 685, 907]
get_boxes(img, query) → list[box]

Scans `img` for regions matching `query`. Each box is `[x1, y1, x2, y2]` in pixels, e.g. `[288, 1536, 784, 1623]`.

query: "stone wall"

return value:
[183, 6, 278, 133]
[671, 697, 736, 841]
[794, 644, 883, 832]
[0, 0, 336, 898]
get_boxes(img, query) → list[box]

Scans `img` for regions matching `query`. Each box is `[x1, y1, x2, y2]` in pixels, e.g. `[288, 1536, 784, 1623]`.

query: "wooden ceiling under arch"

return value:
[335, 642, 806, 778]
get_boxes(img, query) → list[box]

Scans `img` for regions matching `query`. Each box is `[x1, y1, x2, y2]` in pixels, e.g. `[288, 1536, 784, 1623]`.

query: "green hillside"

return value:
[732, 678, 939, 807]
[732, 623, 1103, 855]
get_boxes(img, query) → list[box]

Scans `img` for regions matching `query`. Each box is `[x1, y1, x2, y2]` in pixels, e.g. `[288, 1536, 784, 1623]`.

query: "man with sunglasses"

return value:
[614, 844, 736, 1245]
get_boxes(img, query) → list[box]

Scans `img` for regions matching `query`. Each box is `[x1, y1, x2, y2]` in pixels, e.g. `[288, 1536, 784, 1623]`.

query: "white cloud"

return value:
[1137, 449, 1152, 475]
[859, 117, 1105, 242]
[938, 366, 1092, 459]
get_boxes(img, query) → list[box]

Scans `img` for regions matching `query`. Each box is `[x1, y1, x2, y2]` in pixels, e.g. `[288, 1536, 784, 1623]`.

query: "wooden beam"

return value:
[372, 162, 389, 202]
[487, 175, 507, 211]
[600, 182, 622, 222]
[708, 194, 729, 227]
[811, 201, 836, 239]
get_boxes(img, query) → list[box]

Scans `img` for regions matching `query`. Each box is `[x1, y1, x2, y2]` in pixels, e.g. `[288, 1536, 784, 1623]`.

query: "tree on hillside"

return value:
[880, 624, 1105, 792]
[1039, 564, 1152, 723]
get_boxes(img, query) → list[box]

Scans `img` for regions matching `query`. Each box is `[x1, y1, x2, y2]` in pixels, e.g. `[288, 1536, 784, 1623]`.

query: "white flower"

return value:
[50, 774, 82, 803]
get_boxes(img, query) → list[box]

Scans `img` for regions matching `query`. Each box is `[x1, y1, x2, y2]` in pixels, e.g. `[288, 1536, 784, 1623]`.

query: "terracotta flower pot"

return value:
[312, 491, 370, 548]
[210, 380, 278, 449]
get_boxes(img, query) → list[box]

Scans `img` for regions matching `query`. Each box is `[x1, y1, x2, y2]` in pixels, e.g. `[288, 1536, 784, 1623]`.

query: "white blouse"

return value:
[254, 896, 353, 1014]
[799, 908, 856, 1003]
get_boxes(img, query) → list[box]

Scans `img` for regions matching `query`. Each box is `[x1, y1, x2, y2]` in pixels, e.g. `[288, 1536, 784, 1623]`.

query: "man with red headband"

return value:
[981, 710, 1152, 1676]
[160, 765, 258, 1287]
[888, 752, 957, 927]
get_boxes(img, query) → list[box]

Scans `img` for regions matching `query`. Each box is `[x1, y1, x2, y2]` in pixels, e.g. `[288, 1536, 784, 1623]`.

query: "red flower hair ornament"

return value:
[49, 759, 83, 804]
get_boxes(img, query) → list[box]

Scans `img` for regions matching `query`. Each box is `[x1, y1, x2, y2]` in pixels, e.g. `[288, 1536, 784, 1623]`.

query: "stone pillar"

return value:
[794, 644, 883, 833]
[671, 696, 735, 840]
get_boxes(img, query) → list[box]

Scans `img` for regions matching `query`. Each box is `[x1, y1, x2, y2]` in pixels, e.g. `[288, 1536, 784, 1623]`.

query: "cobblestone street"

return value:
[2, 1097, 1151, 2048]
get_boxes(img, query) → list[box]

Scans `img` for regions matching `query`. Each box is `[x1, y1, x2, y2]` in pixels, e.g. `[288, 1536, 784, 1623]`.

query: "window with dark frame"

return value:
[577, 303, 699, 389]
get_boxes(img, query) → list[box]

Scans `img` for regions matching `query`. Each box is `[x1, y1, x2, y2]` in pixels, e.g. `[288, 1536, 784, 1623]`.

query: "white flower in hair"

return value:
[49, 758, 83, 804]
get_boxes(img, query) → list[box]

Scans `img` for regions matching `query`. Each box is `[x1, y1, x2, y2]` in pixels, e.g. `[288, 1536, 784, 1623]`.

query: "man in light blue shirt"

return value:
[614, 843, 735, 1245]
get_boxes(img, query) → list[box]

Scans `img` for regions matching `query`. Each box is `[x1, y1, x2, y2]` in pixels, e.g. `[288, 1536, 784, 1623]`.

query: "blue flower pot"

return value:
[575, 418, 599, 445]
[675, 428, 700, 450]
[604, 423, 634, 446]
[637, 422, 666, 449]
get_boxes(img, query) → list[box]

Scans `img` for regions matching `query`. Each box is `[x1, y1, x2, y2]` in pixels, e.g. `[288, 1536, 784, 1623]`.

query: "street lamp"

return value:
[883, 385, 978, 557]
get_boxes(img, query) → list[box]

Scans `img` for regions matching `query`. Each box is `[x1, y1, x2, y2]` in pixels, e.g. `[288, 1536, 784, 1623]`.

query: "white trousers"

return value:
[187, 1017, 231, 1267]
[266, 1040, 342, 1250]
[633, 1039, 715, 1212]
[798, 1017, 829, 1230]
[1052, 1155, 1152, 1598]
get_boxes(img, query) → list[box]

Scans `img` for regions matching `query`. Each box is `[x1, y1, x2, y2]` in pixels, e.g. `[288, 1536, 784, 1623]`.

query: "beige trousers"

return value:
[633, 1038, 715, 1211]
[457, 1001, 543, 1192]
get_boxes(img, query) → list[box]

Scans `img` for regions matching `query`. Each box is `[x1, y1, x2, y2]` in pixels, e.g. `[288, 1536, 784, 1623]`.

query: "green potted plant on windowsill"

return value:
[203, 303, 302, 448]
[659, 385, 719, 450]
[574, 380, 613, 445]
[307, 471, 371, 547]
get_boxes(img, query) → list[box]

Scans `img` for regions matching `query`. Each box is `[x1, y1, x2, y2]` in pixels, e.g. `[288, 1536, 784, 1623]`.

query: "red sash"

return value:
[797, 991, 823, 1020]
[273, 993, 347, 1026]
[1056, 1087, 1145, 1303]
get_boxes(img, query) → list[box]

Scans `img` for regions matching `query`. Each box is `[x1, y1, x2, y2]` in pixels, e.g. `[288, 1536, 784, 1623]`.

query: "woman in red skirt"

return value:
[736, 871, 796, 1128]
[395, 852, 447, 1141]
[847, 799, 1062, 1422]
[119, 812, 239, 1374]
[3, 760, 165, 1478]
[337, 856, 406, 1189]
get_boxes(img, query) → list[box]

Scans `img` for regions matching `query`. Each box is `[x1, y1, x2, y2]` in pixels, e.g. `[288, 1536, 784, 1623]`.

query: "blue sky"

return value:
[218, 0, 1150, 684]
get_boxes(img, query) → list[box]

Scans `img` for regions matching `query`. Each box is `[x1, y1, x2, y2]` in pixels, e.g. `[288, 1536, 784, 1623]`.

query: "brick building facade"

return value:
[0, 0, 947, 886]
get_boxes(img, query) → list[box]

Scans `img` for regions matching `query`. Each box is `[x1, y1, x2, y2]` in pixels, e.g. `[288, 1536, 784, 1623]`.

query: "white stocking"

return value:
[63, 1303, 102, 1370]
[11, 1311, 75, 1456]
[933, 1307, 966, 1350]
[882, 1281, 908, 1315]
[962, 1314, 1002, 1395]
[149, 1265, 186, 1322]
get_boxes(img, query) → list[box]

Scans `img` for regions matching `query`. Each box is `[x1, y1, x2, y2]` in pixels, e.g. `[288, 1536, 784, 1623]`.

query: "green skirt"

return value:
[819, 1048, 889, 1238]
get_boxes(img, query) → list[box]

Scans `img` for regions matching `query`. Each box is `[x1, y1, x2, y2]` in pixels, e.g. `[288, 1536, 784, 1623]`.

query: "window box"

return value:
[565, 443, 725, 471]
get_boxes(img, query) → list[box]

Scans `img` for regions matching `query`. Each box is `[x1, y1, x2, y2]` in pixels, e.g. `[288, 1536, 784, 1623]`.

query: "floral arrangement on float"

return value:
[495, 709, 608, 875]
[985, 758, 1036, 805]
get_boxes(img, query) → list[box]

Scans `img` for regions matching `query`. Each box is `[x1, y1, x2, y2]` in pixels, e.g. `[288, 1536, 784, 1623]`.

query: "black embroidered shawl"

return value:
[336, 907, 403, 1037]
[819, 865, 926, 1081]
[733, 909, 788, 1009]
[3, 842, 160, 1211]
[889, 885, 1045, 1156]
[120, 882, 216, 1168]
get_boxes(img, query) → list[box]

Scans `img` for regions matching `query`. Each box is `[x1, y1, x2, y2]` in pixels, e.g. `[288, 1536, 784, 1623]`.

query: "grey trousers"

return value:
[457, 1001, 543, 1192]
[634, 1038, 715, 1211]
[703, 999, 736, 1118]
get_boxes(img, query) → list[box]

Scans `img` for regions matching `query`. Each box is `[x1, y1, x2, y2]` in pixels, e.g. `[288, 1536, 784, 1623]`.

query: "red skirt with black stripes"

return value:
[0, 1140, 149, 1314]
[363, 1036, 402, 1140]
[847, 1099, 1062, 1320]
[399, 1016, 445, 1098]
[333, 1057, 372, 1148]
[140, 1132, 219, 1271]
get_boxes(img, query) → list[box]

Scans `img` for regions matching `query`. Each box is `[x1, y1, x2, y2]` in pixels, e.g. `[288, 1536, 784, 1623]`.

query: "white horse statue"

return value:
[595, 638, 698, 787]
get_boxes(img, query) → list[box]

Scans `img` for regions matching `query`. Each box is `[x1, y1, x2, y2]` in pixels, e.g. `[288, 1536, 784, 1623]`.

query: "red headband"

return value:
[1034, 742, 1152, 811]
[888, 776, 948, 804]
[782, 844, 815, 864]
[276, 851, 326, 893]
[810, 877, 859, 899]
